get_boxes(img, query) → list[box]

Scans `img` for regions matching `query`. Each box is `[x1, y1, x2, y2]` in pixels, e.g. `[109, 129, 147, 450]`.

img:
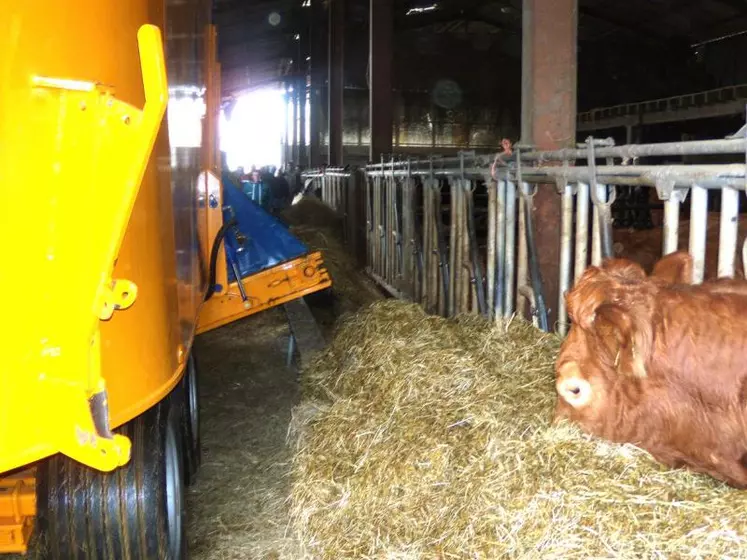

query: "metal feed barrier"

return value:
[301, 133, 747, 336]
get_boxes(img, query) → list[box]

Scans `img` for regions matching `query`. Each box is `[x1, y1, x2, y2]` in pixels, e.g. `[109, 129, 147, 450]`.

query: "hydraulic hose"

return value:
[204, 217, 238, 302]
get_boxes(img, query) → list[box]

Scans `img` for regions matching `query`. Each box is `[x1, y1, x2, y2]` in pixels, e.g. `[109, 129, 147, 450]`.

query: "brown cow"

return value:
[554, 254, 747, 488]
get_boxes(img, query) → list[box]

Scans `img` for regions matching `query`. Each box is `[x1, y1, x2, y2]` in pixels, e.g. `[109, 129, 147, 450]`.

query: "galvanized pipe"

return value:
[495, 180, 507, 319]
[689, 185, 709, 283]
[574, 182, 590, 283]
[718, 186, 740, 278]
[517, 194, 528, 317]
[591, 202, 601, 266]
[466, 182, 486, 315]
[364, 139, 747, 172]
[504, 180, 517, 317]
[368, 164, 747, 190]
[448, 178, 458, 317]
[486, 178, 497, 320]
[558, 183, 574, 335]
[662, 195, 681, 255]
[434, 181, 450, 316]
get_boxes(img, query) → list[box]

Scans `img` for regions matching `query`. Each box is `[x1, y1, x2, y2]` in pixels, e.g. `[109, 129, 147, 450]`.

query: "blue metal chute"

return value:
[221, 173, 309, 282]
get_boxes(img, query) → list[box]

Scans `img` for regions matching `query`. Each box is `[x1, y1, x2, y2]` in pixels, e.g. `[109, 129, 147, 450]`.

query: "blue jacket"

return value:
[241, 180, 270, 209]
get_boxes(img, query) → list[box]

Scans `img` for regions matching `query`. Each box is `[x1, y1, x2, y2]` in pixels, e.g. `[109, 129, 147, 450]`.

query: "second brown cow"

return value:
[554, 252, 747, 488]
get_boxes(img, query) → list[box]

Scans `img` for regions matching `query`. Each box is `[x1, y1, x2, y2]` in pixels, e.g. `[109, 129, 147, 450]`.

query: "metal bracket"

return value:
[654, 178, 677, 201]
[98, 279, 138, 320]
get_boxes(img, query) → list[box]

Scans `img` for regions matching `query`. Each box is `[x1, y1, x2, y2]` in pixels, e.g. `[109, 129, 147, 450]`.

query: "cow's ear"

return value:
[565, 265, 606, 327]
[594, 303, 650, 378]
[652, 251, 693, 285]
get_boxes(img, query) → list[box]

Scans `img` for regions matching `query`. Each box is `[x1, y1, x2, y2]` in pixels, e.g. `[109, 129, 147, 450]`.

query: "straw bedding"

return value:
[289, 300, 747, 559]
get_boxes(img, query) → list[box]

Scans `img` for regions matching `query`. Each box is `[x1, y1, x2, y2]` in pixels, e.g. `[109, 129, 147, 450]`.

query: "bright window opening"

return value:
[221, 87, 287, 172]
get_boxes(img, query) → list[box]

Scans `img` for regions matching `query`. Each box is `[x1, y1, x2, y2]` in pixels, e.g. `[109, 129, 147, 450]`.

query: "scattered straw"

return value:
[282, 196, 383, 318]
[289, 300, 747, 559]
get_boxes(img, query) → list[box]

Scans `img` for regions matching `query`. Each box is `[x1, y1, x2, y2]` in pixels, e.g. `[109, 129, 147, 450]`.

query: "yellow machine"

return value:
[0, 2, 330, 557]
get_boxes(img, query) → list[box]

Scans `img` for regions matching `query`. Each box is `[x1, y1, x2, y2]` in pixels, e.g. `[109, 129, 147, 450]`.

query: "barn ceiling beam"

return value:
[713, 0, 747, 16]
[578, 6, 677, 42]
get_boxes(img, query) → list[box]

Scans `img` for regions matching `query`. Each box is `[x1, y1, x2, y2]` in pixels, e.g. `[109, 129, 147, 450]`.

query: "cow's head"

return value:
[554, 262, 655, 434]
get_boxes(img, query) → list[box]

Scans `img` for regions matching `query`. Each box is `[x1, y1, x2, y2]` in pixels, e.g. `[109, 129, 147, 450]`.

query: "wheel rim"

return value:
[165, 420, 184, 558]
[188, 357, 199, 443]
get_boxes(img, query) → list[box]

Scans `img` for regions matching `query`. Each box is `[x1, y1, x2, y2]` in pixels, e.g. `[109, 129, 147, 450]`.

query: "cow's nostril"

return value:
[569, 385, 581, 395]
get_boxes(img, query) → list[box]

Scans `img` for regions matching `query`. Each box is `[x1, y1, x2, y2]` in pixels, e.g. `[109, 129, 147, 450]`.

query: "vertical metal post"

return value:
[369, 0, 393, 160]
[516, 194, 528, 315]
[662, 194, 681, 256]
[292, 77, 299, 166]
[299, 75, 307, 167]
[461, 182, 472, 314]
[328, 0, 344, 166]
[434, 178, 450, 316]
[558, 183, 573, 335]
[591, 203, 601, 266]
[448, 178, 458, 317]
[504, 180, 517, 316]
[574, 182, 589, 282]
[309, 0, 326, 167]
[495, 178, 507, 319]
[423, 178, 434, 311]
[718, 187, 740, 278]
[365, 173, 373, 270]
[689, 185, 708, 284]
[487, 177, 497, 320]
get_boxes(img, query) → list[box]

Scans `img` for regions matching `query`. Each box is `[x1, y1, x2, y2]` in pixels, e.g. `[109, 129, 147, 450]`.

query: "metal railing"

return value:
[300, 167, 366, 264]
[300, 134, 747, 336]
[577, 83, 747, 130]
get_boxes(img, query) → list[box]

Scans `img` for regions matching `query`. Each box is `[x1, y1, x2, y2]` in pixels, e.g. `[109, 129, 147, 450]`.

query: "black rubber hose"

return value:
[204, 217, 238, 302]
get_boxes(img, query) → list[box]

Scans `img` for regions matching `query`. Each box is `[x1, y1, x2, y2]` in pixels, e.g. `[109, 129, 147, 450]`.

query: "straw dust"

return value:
[289, 300, 747, 559]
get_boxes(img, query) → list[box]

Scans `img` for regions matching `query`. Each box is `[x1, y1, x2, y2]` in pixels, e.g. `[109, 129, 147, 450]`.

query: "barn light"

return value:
[302, 0, 311, 6]
[406, 3, 438, 16]
[268, 11, 282, 26]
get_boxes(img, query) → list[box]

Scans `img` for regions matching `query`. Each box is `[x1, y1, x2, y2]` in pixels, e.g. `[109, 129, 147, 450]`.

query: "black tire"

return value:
[33, 394, 187, 560]
[181, 351, 202, 486]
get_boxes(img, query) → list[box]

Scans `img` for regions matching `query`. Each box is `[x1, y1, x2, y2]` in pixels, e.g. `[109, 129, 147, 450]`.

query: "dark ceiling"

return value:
[213, 0, 747, 102]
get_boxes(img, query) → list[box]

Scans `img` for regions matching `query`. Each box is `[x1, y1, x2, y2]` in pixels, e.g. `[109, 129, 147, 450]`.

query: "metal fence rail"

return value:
[300, 134, 747, 335]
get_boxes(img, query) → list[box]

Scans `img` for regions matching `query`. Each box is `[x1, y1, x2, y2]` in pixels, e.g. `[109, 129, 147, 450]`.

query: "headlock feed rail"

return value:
[303, 127, 747, 336]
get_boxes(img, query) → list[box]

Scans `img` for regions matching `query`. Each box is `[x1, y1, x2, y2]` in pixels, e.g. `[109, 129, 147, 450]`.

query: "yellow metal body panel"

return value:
[0, 0, 212, 481]
[197, 253, 332, 334]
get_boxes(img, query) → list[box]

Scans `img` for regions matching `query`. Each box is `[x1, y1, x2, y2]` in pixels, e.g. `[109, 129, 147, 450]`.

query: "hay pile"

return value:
[289, 300, 747, 559]
[282, 196, 383, 316]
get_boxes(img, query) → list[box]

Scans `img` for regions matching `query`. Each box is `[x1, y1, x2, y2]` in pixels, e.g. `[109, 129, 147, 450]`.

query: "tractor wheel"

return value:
[33, 393, 187, 559]
[181, 350, 202, 485]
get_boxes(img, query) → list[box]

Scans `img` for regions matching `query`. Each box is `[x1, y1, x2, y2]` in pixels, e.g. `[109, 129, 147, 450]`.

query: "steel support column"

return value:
[292, 77, 299, 166]
[369, 0, 393, 161]
[521, 0, 578, 327]
[328, 0, 345, 165]
[299, 74, 307, 167]
[309, 0, 326, 167]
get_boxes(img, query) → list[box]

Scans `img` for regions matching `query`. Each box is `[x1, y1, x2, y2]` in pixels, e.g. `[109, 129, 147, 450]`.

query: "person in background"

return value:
[240, 168, 271, 211]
